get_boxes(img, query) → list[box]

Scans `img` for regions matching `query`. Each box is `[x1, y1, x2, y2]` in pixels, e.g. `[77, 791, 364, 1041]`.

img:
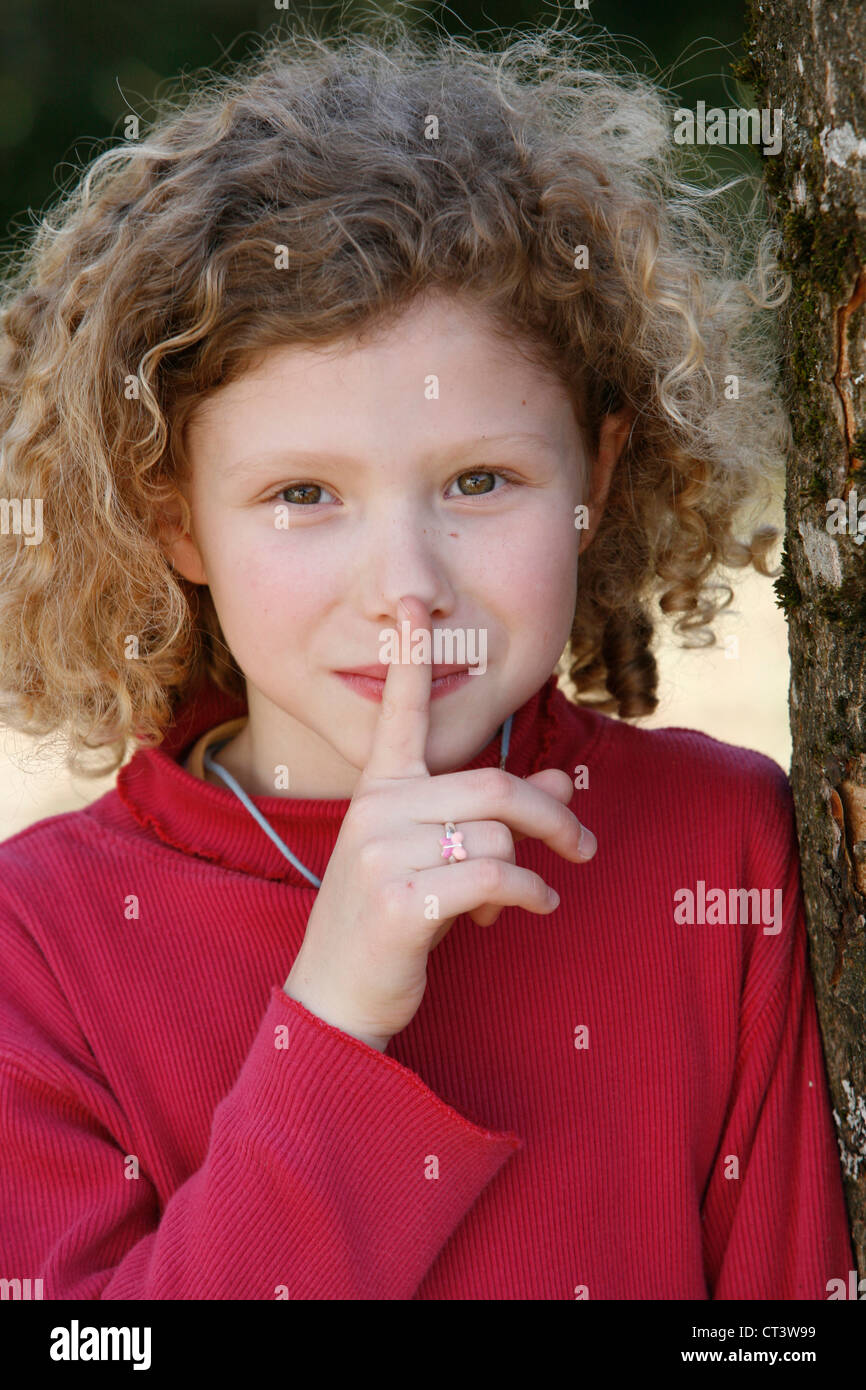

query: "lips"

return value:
[336, 663, 469, 680]
[336, 667, 472, 703]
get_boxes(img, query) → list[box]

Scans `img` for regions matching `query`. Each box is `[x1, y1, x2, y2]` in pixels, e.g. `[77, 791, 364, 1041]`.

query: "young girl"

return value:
[0, 16, 853, 1300]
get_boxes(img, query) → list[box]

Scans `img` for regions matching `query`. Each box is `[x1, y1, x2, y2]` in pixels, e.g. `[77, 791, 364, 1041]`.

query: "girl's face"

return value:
[165, 291, 630, 798]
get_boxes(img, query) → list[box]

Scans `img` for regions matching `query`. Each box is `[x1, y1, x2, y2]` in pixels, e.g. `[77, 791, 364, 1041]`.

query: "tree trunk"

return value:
[737, 0, 866, 1276]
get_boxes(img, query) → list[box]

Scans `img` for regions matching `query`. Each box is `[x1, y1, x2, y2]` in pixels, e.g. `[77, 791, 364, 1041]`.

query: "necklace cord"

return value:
[202, 712, 515, 890]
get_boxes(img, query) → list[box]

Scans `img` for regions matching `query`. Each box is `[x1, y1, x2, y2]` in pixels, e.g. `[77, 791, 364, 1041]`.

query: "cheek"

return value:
[203, 525, 329, 640]
[487, 511, 577, 609]
[488, 513, 578, 658]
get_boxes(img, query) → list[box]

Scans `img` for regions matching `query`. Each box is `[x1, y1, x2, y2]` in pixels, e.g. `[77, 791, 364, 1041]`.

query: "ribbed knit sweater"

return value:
[0, 672, 854, 1299]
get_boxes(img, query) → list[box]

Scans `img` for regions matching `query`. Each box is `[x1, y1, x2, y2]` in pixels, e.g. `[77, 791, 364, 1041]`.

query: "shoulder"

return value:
[556, 684, 788, 785]
[0, 797, 110, 873]
[0, 804, 117, 1075]
[553, 688, 794, 832]
[0, 794, 119, 943]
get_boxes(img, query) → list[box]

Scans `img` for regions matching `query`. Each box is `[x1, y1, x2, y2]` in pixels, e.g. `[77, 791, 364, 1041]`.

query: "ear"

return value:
[156, 491, 209, 585]
[577, 407, 635, 555]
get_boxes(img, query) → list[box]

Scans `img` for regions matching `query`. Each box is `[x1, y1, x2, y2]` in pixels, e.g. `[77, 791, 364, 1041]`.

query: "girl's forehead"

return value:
[193, 301, 572, 413]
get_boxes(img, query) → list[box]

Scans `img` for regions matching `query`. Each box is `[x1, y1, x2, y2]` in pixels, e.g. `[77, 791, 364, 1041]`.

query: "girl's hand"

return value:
[283, 595, 597, 1051]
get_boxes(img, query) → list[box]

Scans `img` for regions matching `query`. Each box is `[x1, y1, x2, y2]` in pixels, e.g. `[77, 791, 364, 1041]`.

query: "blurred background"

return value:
[0, 0, 789, 839]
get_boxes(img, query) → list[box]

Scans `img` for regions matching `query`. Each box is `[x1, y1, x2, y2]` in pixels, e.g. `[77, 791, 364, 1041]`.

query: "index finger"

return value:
[362, 594, 434, 781]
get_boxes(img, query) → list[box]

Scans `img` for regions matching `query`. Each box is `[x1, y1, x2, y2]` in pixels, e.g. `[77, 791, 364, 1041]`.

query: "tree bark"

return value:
[738, 0, 866, 1276]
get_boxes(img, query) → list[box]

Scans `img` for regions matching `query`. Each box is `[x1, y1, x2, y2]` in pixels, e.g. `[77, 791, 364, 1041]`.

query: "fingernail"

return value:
[548, 887, 560, 907]
[578, 825, 597, 859]
[397, 598, 410, 618]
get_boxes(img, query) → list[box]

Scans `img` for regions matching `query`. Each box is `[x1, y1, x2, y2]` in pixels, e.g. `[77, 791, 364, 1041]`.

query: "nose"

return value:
[355, 506, 457, 625]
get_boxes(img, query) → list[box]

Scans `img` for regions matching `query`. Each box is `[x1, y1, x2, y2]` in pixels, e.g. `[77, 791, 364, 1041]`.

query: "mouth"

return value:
[334, 666, 473, 703]
[336, 663, 469, 681]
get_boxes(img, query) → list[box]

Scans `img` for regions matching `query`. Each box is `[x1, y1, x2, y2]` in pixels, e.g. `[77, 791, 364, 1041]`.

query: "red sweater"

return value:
[0, 672, 853, 1299]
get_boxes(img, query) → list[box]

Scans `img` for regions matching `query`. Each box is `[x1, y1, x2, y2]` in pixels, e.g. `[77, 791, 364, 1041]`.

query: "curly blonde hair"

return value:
[0, 11, 790, 777]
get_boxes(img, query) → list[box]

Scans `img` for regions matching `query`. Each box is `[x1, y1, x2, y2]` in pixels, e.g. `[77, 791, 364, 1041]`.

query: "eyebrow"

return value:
[225, 432, 559, 477]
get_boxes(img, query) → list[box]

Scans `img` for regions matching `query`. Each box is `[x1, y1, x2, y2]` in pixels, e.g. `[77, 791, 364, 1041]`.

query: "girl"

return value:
[0, 15, 853, 1299]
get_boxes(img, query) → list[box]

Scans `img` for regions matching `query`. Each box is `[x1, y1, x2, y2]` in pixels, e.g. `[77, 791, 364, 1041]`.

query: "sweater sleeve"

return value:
[0, 911, 522, 1300]
[700, 761, 854, 1299]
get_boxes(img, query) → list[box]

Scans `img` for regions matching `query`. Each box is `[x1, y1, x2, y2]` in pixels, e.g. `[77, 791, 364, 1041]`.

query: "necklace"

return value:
[202, 713, 515, 888]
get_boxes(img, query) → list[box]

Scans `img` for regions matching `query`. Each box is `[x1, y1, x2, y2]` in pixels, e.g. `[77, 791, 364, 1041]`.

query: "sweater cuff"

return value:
[217, 984, 523, 1297]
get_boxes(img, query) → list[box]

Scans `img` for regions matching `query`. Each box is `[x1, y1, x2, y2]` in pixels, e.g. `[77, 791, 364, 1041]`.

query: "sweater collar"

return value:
[115, 671, 566, 886]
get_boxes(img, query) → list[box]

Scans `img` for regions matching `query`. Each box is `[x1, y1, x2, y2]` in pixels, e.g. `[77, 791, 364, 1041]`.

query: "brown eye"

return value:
[451, 470, 499, 497]
[278, 483, 328, 505]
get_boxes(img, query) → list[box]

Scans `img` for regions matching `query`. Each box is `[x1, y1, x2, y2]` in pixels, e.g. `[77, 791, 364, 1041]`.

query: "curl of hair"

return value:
[0, 10, 791, 775]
